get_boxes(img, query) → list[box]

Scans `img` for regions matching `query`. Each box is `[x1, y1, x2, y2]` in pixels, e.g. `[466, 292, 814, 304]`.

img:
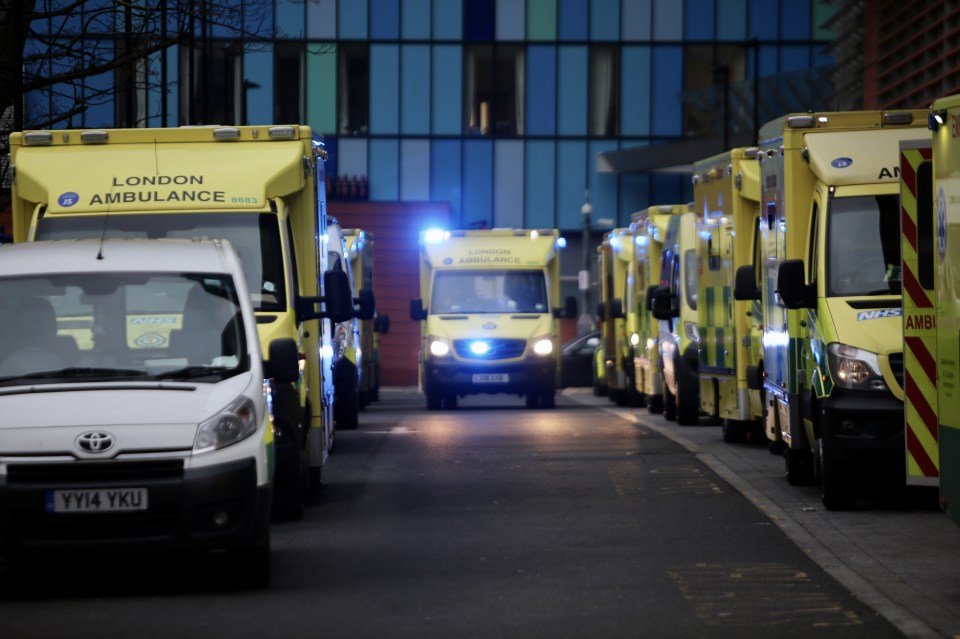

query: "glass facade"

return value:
[22, 0, 835, 231]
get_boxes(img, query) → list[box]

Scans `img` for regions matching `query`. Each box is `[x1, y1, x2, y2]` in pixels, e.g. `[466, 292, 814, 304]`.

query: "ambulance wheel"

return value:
[722, 419, 750, 443]
[426, 392, 442, 410]
[593, 368, 607, 396]
[540, 391, 555, 409]
[525, 393, 539, 408]
[272, 442, 307, 521]
[442, 394, 458, 410]
[662, 384, 677, 422]
[675, 367, 699, 426]
[626, 382, 643, 408]
[784, 448, 815, 486]
[334, 387, 359, 430]
[646, 392, 663, 414]
[818, 439, 856, 511]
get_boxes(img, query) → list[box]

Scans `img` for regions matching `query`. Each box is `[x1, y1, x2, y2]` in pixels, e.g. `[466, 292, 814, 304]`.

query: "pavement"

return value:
[562, 387, 960, 639]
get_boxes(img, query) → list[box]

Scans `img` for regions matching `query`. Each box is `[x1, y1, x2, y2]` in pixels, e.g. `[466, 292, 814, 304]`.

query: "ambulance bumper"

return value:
[423, 357, 556, 396]
[819, 389, 904, 461]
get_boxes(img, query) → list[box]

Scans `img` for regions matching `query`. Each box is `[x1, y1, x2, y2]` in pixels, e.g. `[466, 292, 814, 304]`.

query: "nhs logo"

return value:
[856, 308, 902, 321]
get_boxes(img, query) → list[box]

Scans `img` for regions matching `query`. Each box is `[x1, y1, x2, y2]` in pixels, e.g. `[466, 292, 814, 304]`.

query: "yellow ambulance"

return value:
[735, 110, 927, 509]
[409, 228, 576, 409]
[693, 147, 765, 443]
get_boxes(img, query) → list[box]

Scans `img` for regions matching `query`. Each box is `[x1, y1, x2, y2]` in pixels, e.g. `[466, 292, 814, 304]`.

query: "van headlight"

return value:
[195, 397, 258, 452]
[428, 337, 451, 357]
[827, 343, 887, 391]
[532, 337, 553, 356]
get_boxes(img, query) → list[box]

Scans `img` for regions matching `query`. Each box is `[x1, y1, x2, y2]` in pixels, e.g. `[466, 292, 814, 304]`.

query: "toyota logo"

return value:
[77, 431, 115, 454]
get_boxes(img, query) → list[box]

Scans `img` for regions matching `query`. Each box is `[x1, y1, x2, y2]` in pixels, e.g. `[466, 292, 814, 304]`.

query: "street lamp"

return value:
[577, 191, 594, 336]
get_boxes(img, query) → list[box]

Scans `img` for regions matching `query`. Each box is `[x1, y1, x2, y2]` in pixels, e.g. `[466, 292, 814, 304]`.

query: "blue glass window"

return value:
[464, 0, 495, 41]
[526, 46, 557, 136]
[558, 0, 588, 40]
[525, 141, 556, 229]
[371, 0, 400, 39]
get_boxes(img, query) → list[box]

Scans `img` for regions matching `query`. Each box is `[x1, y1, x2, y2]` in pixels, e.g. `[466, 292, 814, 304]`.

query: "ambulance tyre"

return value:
[784, 448, 815, 486]
[525, 393, 539, 408]
[272, 435, 307, 521]
[626, 383, 643, 408]
[443, 394, 458, 410]
[646, 391, 663, 415]
[333, 359, 359, 430]
[593, 368, 607, 396]
[426, 391, 442, 410]
[722, 419, 750, 443]
[540, 390, 555, 409]
[662, 382, 677, 422]
[818, 439, 856, 511]
[675, 372, 699, 426]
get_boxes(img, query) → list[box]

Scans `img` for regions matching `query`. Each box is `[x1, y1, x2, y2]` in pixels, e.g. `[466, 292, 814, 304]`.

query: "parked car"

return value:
[560, 331, 601, 388]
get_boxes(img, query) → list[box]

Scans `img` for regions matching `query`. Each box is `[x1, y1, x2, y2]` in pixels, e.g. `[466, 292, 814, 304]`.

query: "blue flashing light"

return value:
[556, 237, 567, 249]
[424, 228, 447, 243]
[469, 341, 490, 356]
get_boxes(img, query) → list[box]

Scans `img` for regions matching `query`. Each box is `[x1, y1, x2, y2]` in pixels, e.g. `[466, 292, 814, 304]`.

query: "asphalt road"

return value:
[1, 387, 953, 638]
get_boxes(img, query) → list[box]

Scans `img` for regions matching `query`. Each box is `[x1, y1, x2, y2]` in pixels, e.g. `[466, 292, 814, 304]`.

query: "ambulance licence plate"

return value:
[473, 374, 508, 383]
[46, 488, 148, 513]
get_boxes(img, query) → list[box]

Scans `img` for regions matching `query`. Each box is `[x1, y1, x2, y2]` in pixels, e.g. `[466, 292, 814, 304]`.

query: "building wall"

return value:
[24, 0, 836, 233]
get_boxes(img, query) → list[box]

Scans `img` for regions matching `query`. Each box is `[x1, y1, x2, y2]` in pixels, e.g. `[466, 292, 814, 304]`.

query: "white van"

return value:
[0, 238, 299, 586]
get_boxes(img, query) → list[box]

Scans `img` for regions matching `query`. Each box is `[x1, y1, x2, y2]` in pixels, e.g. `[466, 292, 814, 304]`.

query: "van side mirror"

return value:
[356, 288, 375, 320]
[596, 301, 606, 323]
[650, 286, 678, 320]
[263, 338, 299, 383]
[375, 313, 390, 334]
[609, 298, 624, 319]
[733, 265, 761, 301]
[410, 298, 426, 321]
[776, 259, 815, 309]
[553, 295, 577, 319]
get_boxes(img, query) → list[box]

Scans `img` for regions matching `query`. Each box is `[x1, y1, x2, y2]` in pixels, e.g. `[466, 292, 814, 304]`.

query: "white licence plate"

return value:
[473, 373, 509, 383]
[46, 488, 149, 513]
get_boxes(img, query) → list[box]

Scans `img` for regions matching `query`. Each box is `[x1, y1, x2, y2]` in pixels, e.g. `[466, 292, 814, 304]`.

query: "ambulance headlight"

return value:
[630, 333, 640, 347]
[195, 397, 258, 452]
[827, 343, 887, 391]
[532, 337, 553, 356]
[428, 337, 451, 357]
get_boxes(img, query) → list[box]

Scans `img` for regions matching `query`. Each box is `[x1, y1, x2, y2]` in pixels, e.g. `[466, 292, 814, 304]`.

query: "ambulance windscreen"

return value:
[826, 194, 901, 297]
[431, 269, 547, 314]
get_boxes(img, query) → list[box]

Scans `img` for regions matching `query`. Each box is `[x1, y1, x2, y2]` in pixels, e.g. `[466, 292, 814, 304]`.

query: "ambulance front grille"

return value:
[846, 299, 900, 310]
[453, 338, 526, 360]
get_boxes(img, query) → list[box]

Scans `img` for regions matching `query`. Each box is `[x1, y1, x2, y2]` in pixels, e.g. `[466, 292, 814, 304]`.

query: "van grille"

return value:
[7, 460, 184, 485]
[846, 299, 901, 310]
[454, 338, 526, 360]
[7, 460, 184, 542]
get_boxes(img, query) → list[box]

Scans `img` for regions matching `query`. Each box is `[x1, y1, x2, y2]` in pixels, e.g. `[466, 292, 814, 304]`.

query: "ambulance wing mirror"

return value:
[410, 298, 427, 321]
[554, 296, 577, 319]
[776, 259, 815, 309]
[596, 301, 606, 322]
[733, 265, 761, 301]
[650, 286, 678, 320]
[645, 285, 659, 311]
[298, 270, 355, 323]
[356, 288, 375, 320]
[263, 338, 299, 384]
[609, 298, 624, 319]
[375, 313, 390, 334]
